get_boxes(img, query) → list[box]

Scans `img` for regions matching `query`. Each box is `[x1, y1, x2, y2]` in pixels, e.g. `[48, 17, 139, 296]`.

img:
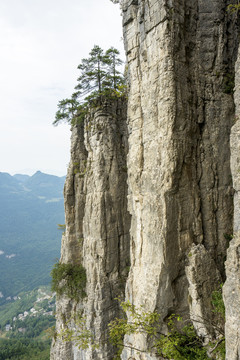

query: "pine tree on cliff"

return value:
[104, 47, 123, 90]
[75, 45, 109, 96]
[53, 45, 125, 126]
[53, 93, 79, 126]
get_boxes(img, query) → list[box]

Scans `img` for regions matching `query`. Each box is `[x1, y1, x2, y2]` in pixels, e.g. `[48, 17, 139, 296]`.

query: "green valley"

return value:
[0, 286, 55, 360]
[0, 171, 65, 302]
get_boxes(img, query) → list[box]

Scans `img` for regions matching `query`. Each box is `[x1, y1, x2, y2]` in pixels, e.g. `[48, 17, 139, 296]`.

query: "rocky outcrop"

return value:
[51, 98, 131, 360]
[223, 48, 240, 360]
[121, 0, 237, 357]
[52, 1, 240, 359]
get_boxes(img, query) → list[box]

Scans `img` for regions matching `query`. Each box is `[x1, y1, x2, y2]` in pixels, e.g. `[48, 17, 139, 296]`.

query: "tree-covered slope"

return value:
[0, 171, 65, 302]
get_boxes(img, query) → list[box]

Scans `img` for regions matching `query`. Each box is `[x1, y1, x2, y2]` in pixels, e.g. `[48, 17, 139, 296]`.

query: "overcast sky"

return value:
[0, 0, 124, 176]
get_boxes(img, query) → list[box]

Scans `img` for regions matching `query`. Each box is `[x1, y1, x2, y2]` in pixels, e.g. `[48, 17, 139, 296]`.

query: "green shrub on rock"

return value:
[51, 262, 86, 301]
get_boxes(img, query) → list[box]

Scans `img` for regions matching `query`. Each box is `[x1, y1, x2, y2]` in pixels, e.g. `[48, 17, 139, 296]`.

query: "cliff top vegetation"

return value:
[53, 45, 126, 127]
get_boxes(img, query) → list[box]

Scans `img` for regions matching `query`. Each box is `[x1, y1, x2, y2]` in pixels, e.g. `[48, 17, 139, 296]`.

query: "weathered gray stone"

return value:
[122, 0, 237, 358]
[52, 1, 240, 359]
[223, 46, 240, 360]
[186, 244, 222, 339]
[224, 234, 240, 360]
[51, 99, 131, 360]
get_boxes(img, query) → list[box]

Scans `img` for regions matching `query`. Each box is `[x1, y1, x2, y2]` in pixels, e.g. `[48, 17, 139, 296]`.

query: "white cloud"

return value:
[46, 198, 62, 203]
[6, 254, 16, 259]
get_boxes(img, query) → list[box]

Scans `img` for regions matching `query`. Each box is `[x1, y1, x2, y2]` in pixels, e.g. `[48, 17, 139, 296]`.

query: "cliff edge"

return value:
[51, 1, 240, 359]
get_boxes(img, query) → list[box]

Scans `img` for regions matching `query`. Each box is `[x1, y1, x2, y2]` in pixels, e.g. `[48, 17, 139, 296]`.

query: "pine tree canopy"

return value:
[53, 45, 125, 126]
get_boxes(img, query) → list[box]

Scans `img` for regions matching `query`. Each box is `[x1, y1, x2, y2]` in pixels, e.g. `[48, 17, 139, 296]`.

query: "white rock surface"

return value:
[223, 46, 240, 360]
[51, 1, 239, 359]
[51, 99, 130, 360]
[122, 0, 236, 358]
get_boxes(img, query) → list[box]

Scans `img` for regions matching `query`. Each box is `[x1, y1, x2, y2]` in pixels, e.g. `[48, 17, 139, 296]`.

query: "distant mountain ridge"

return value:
[13, 174, 30, 182]
[0, 170, 65, 198]
[0, 171, 65, 303]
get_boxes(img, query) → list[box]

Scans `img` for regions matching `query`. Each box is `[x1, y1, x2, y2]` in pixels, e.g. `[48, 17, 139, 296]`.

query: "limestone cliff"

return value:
[122, 0, 237, 358]
[223, 47, 240, 360]
[51, 1, 240, 359]
[51, 98, 130, 359]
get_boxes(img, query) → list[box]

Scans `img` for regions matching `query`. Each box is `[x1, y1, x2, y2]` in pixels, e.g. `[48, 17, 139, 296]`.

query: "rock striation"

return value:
[121, 0, 237, 358]
[223, 48, 240, 360]
[52, 1, 240, 359]
[51, 98, 131, 359]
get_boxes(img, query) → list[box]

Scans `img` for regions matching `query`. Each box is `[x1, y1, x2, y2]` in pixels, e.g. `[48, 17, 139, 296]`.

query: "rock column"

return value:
[51, 98, 130, 360]
[122, 0, 237, 357]
[224, 47, 240, 360]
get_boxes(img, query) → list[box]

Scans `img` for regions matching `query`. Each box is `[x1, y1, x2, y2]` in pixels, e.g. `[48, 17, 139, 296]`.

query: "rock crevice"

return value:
[52, 1, 240, 359]
[122, 0, 237, 357]
[51, 99, 131, 360]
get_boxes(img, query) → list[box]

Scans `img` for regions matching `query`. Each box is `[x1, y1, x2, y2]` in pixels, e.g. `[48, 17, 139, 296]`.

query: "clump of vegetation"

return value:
[209, 284, 225, 359]
[227, 3, 240, 13]
[108, 285, 226, 359]
[56, 287, 226, 359]
[223, 73, 235, 94]
[53, 45, 126, 127]
[211, 284, 225, 319]
[109, 300, 160, 358]
[108, 301, 208, 359]
[223, 233, 233, 242]
[156, 315, 208, 360]
[51, 261, 86, 301]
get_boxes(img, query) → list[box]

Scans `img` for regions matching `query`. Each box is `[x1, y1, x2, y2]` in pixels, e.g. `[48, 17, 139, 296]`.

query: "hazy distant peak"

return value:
[13, 174, 30, 183]
[0, 172, 21, 188]
[32, 171, 62, 179]
[0, 171, 65, 198]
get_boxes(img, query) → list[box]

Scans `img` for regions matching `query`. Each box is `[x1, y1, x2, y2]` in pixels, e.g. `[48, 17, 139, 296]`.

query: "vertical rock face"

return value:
[223, 49, 240, 360]
[51, 98, 131, 360]
[122, 0, 237, 357]
[51, 1, 240, 359]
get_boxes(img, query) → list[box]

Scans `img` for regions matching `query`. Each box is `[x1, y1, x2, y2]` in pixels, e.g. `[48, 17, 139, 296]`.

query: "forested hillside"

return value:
[0, 171, 65, 302]
[0, 286, 55, 360]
